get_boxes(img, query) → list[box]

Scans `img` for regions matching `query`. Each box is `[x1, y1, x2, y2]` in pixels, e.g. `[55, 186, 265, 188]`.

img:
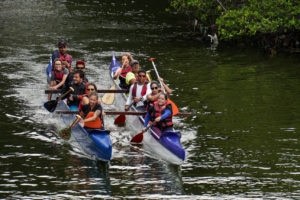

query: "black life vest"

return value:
[151, 101, 173, 128]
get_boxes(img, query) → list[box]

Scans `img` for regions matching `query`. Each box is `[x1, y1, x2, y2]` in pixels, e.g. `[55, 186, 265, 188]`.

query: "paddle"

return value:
[56, 110, 192, 116]
[114, 100, 135, 124]
[149, 58, 179, 116]
[44, 87, 74, 113]
[102, 59, 127, 105]
[57, 114, 81, 141]
[130, 124, 154, 143]
[45, 89, 127, 94]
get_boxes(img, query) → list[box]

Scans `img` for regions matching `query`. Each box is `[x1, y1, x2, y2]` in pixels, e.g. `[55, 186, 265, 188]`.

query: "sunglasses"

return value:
[139, 75, 146, 78]
[76, 67, 85, 70]
[87, 88, 95, 91]
[151, 87, 158, 90]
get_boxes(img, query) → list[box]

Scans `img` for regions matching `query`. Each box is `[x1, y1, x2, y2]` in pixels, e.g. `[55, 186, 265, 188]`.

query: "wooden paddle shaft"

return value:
[57, 87, 74, 101]
[45, 89, 127, 94]
[69, 114, 81, 129]
[57, 110, 192, 117]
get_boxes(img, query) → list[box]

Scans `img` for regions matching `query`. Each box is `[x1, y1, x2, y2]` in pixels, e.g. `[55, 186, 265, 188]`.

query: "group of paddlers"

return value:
[48, 40, 175, 133]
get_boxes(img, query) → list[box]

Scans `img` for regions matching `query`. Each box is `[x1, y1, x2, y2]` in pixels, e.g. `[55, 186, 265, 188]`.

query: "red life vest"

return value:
[151, 101, 173, 128]
[52, 53, 73, 72]
[54, 70, 64, 82]
[132, 82, 149, 98]
[146, 93, 158, 111]
[78, 94, 88, 113]
[121, 66, 132, 77]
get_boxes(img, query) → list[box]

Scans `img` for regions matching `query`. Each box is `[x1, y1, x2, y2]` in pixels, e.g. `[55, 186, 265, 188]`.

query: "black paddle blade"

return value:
[58, 127, 72, 141]
[44, 100, 58, 113]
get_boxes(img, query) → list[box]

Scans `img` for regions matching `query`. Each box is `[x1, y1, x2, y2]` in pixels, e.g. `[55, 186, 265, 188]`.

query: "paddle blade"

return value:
[114, 115, 126, 124]
[168, 99, 179, 116]
[44, 100, 58, 113]
[101, 85, 116, 105]
[130, 132, 144, 143]
[58, 127, 72, 141]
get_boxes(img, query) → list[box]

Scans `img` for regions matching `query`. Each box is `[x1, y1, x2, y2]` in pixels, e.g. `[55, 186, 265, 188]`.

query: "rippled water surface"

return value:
[1, 0, 300, 199]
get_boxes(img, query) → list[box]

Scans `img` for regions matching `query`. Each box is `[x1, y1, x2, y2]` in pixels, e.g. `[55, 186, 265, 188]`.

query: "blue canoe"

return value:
[46, 59, 112, 161]
[109, 55, 185, 164]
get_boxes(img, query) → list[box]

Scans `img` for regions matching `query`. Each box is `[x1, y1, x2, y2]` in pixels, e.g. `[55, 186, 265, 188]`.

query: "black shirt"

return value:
[81, 103, 102, 119]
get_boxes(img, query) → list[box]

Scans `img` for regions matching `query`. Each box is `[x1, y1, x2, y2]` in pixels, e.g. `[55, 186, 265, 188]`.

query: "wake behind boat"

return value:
[108, 55, 185, 165]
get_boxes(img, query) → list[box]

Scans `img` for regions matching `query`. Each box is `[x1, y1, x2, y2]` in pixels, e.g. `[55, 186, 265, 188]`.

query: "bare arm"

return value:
[83, 110, 101, 123]
[53, 74, 68, 89]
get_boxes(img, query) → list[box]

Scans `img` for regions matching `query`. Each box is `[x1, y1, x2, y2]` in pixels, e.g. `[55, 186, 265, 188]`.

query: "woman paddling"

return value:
[113, 53, 134, 89]
[143, 93, 174, 133]
[146, 78, 172, 110]
[48, 58, 69, 100]
[70, 92, 104, 130]
[78, 83, 101, 113]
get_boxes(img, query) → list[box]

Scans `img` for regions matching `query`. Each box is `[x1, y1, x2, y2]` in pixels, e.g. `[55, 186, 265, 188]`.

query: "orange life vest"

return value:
[84, 112, 102, 129]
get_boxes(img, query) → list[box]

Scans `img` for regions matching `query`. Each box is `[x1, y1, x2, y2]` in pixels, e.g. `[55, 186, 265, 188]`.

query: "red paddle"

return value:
[130, 124, 154, 143]
[114, 101, 135, 124]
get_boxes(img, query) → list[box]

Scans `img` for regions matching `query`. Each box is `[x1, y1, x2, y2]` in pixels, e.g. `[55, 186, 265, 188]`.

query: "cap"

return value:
[76, 60, 86, 67]
[58, 40, 67, 47]
[130, 60, 139, 66]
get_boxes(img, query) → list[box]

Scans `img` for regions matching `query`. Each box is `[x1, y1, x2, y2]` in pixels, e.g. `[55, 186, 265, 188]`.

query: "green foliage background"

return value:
[168, 0, 300, 48]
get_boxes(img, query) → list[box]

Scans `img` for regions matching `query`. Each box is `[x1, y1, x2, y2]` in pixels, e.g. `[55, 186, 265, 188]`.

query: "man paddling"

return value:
[64, 60, 89, 87]
[125, 60, 150, 93]
[52, 40, 73, 72]
[62, 70, 86, 110]
[125, 69, 151, 112]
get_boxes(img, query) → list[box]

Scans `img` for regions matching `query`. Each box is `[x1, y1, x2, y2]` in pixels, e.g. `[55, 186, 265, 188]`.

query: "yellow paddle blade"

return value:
[101, 84, 116, 105]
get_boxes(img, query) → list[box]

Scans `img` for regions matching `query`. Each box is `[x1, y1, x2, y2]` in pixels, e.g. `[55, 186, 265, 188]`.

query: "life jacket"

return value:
[53, 68, 65, 83]
[78, 94, 88, 113]
[151, 101, 173, 128]
[132, 82, 149, 98]
[146, 93, 158, 111]
[119, 66, 132, 88]
[52, 52, 73, 72]
[84, 111, 102, 129]
[121, 66, 132, 77]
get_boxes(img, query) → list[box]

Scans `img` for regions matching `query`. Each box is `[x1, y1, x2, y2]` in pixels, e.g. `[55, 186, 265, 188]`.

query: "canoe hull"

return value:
[109, 55, 185, 164]
[57, 100, 112, 161]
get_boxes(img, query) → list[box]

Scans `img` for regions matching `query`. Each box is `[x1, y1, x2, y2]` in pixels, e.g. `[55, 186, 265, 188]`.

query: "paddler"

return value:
[51, 40, 73, 72]
[125, 69, 151, 112]
[48, 58, 69, 100]
[63, 60, 89, 89]
[78, 83, 101, 113]
[125, 60, 151, 93]
[146, 78, 172, 110]
[61, 70, 86, 110]
[70, 92, 104, 131]
[113, 53, 134, 89]
[142, 93, 174, 133]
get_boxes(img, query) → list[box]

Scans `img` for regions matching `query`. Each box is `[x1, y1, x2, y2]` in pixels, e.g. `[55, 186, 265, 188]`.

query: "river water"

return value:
[1, 0, 300, 199]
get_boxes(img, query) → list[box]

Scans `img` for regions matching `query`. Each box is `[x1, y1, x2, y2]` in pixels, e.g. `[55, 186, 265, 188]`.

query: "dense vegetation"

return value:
[167, 0, 300, 54]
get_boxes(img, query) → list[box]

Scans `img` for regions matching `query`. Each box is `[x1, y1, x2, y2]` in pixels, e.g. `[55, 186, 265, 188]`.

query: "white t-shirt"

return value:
[126, 83, 151, 107]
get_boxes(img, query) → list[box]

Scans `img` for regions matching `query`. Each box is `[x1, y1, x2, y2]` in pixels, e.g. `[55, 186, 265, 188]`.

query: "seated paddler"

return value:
[70, 91, 104, 130]
[61, 70, 86, 110]
[142, 93, 174, 133]
[146, 78, 172, 111]
[125, 69, 151, 112]
[125, 60, 151, 93]
[48, 58, 69, 100]
[113, 53, 133, 89]
[78, 83, 101, 113]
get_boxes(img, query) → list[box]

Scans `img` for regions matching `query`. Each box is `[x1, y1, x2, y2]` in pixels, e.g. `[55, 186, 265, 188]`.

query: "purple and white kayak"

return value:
[108, 55, 185, 165]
